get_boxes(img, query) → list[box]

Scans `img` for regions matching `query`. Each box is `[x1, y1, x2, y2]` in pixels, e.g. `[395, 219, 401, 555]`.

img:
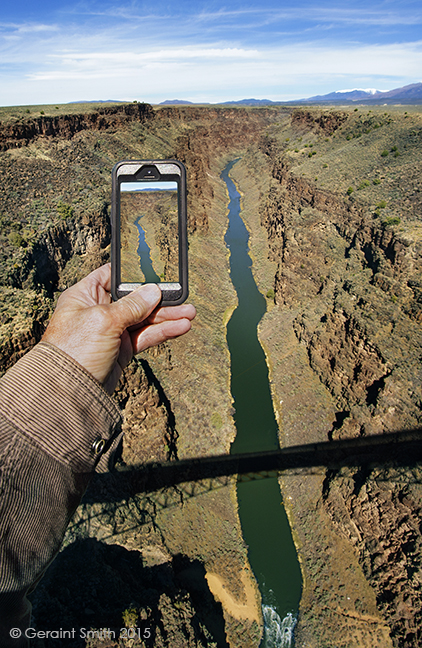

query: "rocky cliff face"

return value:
[166, 105, 278, 233]
[0, 103, 277, 647]
[262, 157, 422, 437]
[324, 468, 422, 646]
[0, 103, 155, 152]
[1, 102, 421, 647]
[249, 107, 422, 646]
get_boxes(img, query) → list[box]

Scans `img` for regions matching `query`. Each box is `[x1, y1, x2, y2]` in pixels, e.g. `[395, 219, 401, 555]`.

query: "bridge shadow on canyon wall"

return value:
[87, 428, 422, 505]
[30, 429, 422, 647]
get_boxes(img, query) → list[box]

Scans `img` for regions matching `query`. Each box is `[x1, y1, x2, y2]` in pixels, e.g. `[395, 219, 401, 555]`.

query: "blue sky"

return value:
[1, 0, 421, 106]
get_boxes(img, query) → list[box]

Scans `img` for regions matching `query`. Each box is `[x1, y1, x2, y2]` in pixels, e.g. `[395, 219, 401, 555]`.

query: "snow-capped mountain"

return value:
[301, 83, 422, 104]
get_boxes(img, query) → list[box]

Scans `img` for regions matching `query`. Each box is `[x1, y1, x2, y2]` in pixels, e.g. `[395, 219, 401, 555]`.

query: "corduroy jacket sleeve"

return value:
[0, 341, 122, 646]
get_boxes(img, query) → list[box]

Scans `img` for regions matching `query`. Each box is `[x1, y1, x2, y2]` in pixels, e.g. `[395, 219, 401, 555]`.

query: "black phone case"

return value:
[111, 159, 188, 306]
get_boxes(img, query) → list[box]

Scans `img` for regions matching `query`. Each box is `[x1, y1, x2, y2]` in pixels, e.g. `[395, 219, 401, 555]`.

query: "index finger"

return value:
[76, 264, 112, 301]
[146, 303, 197, 325]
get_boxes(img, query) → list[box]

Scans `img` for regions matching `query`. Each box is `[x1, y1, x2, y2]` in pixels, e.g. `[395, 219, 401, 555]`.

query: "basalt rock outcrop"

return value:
[261, 154, 422, 436]
[1, 103, 274, 647]
[291, 108, 349, 135]
[1, 102, 421, 647]
[0, 103, 155, 152]
[252, 111, 422, 646]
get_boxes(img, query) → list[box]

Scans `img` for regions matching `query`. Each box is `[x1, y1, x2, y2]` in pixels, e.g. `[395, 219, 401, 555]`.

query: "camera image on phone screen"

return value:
[120, 180, 179, 284]
[111, 159, 188, 305]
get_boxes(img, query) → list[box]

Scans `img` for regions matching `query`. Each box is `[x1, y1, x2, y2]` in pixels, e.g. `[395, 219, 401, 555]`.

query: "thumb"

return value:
[111, 284, 162, 330]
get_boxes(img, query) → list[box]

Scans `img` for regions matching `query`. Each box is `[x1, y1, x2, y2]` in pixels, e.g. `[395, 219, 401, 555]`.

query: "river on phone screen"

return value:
[222, 159, 302, 647]
[135, 215, 160, 283]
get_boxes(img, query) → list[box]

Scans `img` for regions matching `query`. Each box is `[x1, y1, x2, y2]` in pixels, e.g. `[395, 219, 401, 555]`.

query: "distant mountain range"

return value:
[159, 82, 422, 106]
[301, 82, 422, 104]
[159, 99, 195, 105]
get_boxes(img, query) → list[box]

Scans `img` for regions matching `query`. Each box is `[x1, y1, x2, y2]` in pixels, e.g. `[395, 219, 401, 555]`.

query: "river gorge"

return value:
[222, 159, 301, 646]
[0, 102, 421, 647]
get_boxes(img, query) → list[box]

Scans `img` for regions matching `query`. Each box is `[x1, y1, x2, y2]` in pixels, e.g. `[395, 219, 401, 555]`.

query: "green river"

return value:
[222, 159, 302, 648]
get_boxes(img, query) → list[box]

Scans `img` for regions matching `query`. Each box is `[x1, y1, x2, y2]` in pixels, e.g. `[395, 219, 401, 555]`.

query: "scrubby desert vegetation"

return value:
[0, 102, 421, 647]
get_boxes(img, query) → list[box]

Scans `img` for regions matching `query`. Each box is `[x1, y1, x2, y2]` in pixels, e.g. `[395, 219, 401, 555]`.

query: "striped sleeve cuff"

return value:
[0, 341, 122, 472]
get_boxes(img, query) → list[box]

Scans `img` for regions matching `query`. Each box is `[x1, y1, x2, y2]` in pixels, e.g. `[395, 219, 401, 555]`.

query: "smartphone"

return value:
[111, 160, 188, 305]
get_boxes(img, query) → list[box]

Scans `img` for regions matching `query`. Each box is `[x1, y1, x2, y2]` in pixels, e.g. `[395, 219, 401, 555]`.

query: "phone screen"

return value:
[120, 180, 179, 284]
[111, 160, 188, 305]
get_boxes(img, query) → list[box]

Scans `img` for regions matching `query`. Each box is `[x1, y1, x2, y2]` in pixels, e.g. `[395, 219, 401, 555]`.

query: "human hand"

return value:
[42, 264, 196, 394]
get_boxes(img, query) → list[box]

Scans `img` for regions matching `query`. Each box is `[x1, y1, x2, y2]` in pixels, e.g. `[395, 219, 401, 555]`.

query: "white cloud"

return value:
[160, 5, 422, 28]
[1, 4, 422, 105]
[302, 6, 422, 26]
[25, 41, 422, 87]
[52, 47, 260, 62]
[0, 21, 59, 34]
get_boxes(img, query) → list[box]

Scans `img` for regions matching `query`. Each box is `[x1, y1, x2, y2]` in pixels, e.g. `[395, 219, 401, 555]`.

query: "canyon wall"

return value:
[0, 103, 278, 647]
[232, 106, 422, 647]
[0, 102, 421, 647]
